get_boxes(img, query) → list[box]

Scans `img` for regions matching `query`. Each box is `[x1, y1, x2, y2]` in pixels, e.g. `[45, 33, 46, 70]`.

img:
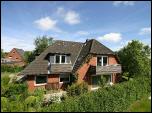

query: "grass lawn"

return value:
[127, 95, 151, 112]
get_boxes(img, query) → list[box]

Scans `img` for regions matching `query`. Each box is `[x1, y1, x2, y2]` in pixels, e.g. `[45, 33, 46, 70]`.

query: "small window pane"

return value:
[36, 76, 47, 84]
[61, 55, 66, 63]
[56, 55, 60, 63]
[50, 56, 54, 63]
[103, 57, 107, 66]
[97, 57, 101, 66]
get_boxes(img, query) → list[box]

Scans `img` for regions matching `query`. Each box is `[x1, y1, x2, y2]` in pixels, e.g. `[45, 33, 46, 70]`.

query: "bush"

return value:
[44, 77, 151, 112]
[66, 82, 88, 97]
[1, 65, 24, 72]
[3, 83, 28, 98]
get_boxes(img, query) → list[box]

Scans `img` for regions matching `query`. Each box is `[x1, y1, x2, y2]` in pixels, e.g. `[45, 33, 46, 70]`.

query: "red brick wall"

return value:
[27, 75, 35, 91]
[77, 56, 96, 84]
[76, 55, 120, 89]
[27, 74, 68, 91]
[108, 55, 118, 65]
[6, 48, 23, 61]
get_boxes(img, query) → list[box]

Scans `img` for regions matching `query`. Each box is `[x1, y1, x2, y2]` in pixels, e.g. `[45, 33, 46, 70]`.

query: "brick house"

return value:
[2, 48, 25, 66]
[19, 39, 122, 91]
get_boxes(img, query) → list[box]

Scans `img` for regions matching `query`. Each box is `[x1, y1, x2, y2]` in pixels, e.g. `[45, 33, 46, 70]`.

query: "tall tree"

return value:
[34, 36, 53, 56]
[24, 36, 53, 63]
[117, 40, 151, 79]
[1, 49, 5, 58]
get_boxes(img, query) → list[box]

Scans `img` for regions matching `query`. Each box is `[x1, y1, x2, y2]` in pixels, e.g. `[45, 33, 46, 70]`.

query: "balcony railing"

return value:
[96, 64, 122, 75]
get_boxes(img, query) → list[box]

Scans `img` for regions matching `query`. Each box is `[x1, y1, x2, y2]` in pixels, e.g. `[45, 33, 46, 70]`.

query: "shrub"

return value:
[45, 77, 151, 112]
[1, 65, 24, 73]
[66, 82, 88, 97]
[3, 83, 28, 98]
[1, 97, 9, 112]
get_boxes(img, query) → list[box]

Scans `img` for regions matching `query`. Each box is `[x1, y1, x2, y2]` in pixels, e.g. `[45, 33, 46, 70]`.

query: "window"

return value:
[55, 55, 60, 63]
[9, 56, 12, 58]
[103, 56, 108, 66]
[35, 75, 47, 85]
[59, 74, 70, 83]
[54, 55, 69, 64]
[61, 55, 66, 63]
[97, 56, 108, 66]
[103, 74, 112, 84]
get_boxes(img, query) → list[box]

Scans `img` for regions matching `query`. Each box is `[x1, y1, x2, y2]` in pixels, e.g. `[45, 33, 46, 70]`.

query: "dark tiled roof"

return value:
[90, 39, 114, 55]
[19, 40, 83, 75]
[72, 39, 115, 72]
[19, 39, 115, 75]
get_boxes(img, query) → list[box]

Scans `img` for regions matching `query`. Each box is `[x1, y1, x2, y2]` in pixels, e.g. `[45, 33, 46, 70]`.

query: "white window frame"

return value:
[97, 56, 108, 66]
[53, 55, 69, 64]
[34, 75, 48, 86]
[59, 74, 70, 83]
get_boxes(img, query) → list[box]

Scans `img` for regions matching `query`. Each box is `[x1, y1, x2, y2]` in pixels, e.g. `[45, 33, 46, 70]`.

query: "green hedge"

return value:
[41, 77, 151, 112]
[1, 65, 24, 72]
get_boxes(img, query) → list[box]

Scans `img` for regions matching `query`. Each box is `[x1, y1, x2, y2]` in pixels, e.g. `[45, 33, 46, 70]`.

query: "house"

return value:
[19, 39, 122, 91]
[2, 48, 25, 66]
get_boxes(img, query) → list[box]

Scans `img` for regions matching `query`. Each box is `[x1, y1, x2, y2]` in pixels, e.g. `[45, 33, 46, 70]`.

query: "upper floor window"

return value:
[97, 56, 108, 66]
[49, 54, 71, 64]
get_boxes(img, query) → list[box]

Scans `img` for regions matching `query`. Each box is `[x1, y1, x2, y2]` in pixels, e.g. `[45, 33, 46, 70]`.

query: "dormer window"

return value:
[49, 54, 71, 64]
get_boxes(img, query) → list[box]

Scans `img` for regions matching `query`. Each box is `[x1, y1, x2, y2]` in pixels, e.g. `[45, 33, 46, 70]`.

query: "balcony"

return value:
[96, 64, 122, 75]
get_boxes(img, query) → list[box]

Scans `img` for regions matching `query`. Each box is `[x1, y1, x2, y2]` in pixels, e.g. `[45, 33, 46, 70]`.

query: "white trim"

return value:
[53, 54, 71, 64]
[34, 75, 48, 86]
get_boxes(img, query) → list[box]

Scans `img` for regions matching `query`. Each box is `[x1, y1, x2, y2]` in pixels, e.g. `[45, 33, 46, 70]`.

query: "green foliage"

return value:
[66, 82, 88, 97]
[1, 49, 5, 58]
[44, 77, 150, 112]
[117, 40, 151, 79]
[24, 36, 53, 63]
[25, 96, 39, 107]
[1, 65, 24, 72]
[1, 97, 9, 112]
[127, 95, 151, 112]
[23, 51, 33, 64]
[98, 75, 107, 88]
[2, 82, 28, 98]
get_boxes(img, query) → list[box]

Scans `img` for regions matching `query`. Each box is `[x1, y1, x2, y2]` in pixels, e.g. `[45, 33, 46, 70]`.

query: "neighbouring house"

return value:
[1, 48, 25, 67]
[18, 39, 122, 91]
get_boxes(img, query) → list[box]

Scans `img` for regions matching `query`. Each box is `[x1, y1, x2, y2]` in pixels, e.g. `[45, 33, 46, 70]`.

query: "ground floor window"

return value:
[59, 74, 70, 83]
[91, 74, 112, 88]
[35, 75, 47, 85]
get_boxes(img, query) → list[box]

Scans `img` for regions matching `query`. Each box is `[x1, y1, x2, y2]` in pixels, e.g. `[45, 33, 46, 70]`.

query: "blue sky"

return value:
[1, 1, 151, 52]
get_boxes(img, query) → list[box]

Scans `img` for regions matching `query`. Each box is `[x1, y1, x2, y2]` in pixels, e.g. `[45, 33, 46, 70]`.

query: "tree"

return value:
[1, 49, 5, 58]
[117, 40, 151, 79]
[23, 51, 34, 64]
[34, 36, 53, 56]
[24, 36, 53, 63]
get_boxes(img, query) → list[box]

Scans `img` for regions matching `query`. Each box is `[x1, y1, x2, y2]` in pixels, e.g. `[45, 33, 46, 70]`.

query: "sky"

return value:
[1, 1, 151, 52]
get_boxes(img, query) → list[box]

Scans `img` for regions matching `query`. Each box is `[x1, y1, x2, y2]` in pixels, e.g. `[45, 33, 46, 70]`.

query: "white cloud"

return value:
[76, 31, 89, 36]
[56, 7, 80, 25]
[97, 33, 122, 43]
[113, 1, 135, 6]
[139, 27, 151, 35]
[64, 11, 80, 25]
[1, 36, 35, 52]
[34, 16, 61, 32]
